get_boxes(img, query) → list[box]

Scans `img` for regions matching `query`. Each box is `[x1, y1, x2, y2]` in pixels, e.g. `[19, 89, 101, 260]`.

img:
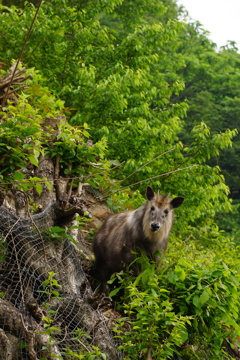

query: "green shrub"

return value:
[113, 238, 240, 359]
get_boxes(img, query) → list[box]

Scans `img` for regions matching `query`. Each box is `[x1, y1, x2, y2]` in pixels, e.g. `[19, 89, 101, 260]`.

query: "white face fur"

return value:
[148, 201, 171, 232]
[143, 186, 184, 241]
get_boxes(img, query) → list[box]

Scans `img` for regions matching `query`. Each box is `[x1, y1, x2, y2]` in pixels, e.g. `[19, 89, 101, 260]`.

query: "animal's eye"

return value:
[164, 209, 169, 215]
[151, 206, 155, 211]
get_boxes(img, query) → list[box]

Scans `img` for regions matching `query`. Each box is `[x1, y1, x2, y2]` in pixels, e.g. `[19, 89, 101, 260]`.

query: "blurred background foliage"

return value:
[1, 0, 240, 357]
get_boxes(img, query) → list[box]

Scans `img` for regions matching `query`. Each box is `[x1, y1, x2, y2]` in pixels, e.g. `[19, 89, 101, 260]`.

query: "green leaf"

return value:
[42, 280, 49, 289]
[35, 182, 43, 195]
[199, 289, 210, 306]
[193, 295, 201, 308]
[28, 154, 38, 167]
[175, 265, 186, 281]
[109, 287, 121, 297]
[167, 271, 179, 284]
[13, 171, 25, 181]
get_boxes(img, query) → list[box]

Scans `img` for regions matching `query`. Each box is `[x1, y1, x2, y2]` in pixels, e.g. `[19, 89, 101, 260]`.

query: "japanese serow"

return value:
[93, 186, 184, 292]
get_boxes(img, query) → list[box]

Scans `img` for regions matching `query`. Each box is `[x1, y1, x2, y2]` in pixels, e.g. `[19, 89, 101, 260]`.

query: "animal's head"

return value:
[145, 186, 184, 233]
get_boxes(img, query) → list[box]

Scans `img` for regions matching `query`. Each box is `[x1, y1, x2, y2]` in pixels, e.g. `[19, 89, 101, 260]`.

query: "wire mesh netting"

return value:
[0, 203, 122, 359]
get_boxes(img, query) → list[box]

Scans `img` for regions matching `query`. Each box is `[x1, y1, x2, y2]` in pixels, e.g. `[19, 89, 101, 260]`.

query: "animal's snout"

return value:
[151, 223, 160, 232]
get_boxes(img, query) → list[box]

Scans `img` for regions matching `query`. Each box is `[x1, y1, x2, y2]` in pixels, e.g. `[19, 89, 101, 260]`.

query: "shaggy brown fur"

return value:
[93, 186, 184, 292]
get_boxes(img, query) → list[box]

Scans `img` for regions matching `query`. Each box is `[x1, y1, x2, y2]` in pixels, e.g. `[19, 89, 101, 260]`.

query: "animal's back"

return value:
[93, 207, 145, 287]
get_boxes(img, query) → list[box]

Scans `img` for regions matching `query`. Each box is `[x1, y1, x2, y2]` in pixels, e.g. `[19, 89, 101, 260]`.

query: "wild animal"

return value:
[93, 186, 184, 292]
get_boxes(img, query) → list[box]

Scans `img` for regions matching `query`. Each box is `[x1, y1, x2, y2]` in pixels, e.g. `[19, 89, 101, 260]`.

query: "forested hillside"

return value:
[1, 0, 240, 359]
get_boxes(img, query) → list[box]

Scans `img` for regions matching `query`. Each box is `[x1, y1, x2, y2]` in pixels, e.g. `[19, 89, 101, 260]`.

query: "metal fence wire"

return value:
[0, 204, 122, 360]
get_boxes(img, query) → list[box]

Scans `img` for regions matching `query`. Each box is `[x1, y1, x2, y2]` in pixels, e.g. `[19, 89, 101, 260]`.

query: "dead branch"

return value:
[0, 64, 32, 107]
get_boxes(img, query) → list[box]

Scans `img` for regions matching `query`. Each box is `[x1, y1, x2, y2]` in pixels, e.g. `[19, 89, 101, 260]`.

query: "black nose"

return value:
[151, 223, 160, 232]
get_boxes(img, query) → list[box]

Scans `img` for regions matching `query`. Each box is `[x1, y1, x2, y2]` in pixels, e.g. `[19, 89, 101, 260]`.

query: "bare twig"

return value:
[66, 163, 73, 199]
[0, 67, 29, 87]
[2, 0, 44, 106]
[119, 147, 176, 184]
[54, 154, 61, 180]
[1, 176, 83, 186]
[77, 182, 90, 196]
[27, 205, 47, 263]
[103, 164, 199, 198]
[146, 346, 153, 360]
[0, 85, 29, 99]
[68, 179, 74, 199]
[3, 217, 21, 243]
[84, 160, 125, 180]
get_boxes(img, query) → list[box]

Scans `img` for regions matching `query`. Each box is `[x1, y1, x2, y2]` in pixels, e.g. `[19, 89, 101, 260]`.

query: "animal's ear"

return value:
[146, 186, 155, 200]
[170, 197, 184, 209]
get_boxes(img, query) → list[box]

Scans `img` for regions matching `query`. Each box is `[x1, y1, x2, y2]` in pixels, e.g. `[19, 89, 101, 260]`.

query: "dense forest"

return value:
[1, 0, 240, 359]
